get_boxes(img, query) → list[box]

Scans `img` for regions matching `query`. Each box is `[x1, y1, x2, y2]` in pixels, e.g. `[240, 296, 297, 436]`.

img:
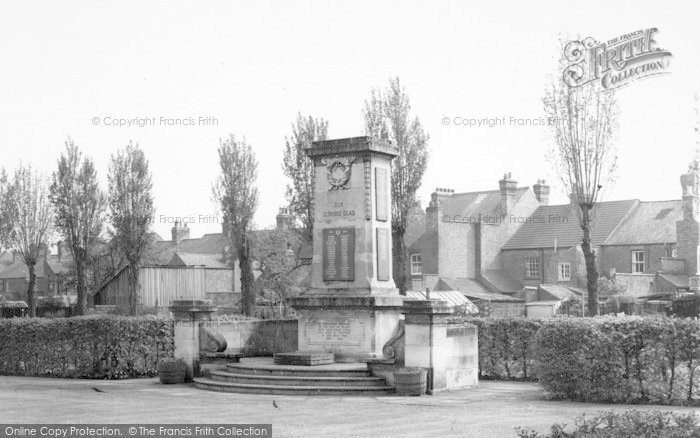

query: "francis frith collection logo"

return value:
[563, 28, 672, 90]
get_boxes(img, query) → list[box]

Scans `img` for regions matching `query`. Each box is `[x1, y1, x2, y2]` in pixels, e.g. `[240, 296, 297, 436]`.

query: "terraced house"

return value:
[408, 162, 699, 315]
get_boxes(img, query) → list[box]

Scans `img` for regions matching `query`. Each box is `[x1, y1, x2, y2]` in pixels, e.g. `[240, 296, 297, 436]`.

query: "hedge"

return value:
[517, 410, 700, 437]
[0, 315, 174, 379]
[534, 316, 700, 404]
[448, 317, 542, 380]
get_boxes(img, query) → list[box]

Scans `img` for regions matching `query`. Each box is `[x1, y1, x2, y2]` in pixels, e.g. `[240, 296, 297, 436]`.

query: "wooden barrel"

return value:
[394, 367, 427, 396]
[158, 359, 186, 384]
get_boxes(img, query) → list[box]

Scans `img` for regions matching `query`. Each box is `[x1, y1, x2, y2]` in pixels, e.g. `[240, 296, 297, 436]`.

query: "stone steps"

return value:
[225, 362, 371, 378]
[193, 378, 393, 396]
[208, 370, 388, 387]
[193, 357, 394, 396]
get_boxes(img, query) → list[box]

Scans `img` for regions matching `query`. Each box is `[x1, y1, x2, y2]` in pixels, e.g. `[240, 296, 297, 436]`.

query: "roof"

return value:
[149, 233, 228, 264]
[538, 284, 580, 301]
[658, 273, 690, 288]
[481, 270, 522, 293]
[0, 251, 14, 266]
[427, 276, 522, 302]
[405, 290, 478, 313]
[460, 289, 524, 303]
[169, 252, 228, 268]
[502, 200, 638, 250]
[0, 259, 47, 279]
[434, 277, 491, 295]
[441, 188, 530, 219]
[404, 207, 427, 248]
[408, 229, 437, 253]
[46, 258, 71, 275]
[604, 200, 683, 245]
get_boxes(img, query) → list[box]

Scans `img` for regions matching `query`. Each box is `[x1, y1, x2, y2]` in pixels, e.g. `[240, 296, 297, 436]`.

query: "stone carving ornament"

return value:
[322, 156, 355, 190]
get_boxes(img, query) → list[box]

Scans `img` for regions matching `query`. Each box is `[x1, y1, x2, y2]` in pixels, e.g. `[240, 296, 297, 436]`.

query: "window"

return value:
[672, 248, 678, 258]
[526, 258, 539, 278]
[558, 263, 571, 281]
[632, 250, 645, 273]
[410, 254, 422, 275]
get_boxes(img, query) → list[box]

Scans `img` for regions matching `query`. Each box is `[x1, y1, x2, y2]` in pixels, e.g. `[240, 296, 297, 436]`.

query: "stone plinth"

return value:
[274, 351, 334, 366]
[289, 295, 404, 363]
[169, 299, 217, 380]
[403, 299, 478, 393]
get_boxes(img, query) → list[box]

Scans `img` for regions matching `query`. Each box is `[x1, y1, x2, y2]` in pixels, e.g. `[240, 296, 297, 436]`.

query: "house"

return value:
[407, 161, 700, 316]
[407, 173, 545, 314]
[0, 245, 72, 302]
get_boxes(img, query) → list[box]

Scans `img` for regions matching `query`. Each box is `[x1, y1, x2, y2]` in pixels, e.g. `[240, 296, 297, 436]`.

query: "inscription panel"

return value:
[375, 167, 389, 221]
[322, 228, 355, 281]
[376, 228, 390, 281]
[304, 317, 366, 346]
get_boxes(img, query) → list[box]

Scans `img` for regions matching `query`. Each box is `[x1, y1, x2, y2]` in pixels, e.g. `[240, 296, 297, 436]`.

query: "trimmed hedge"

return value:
[517, 410, 700, 437]
[448, 317, 542, 380]
[534, 316, 700, 404]
[0, 315, 174, 379]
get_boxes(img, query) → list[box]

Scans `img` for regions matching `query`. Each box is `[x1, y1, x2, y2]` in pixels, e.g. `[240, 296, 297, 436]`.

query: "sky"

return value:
[1, 0, 699, 242]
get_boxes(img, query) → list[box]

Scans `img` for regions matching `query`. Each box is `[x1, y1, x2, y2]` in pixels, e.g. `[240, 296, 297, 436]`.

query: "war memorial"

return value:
[170, 136, 478, 395]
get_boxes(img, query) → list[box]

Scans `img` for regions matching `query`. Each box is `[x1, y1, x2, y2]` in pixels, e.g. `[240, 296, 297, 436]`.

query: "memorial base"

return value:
[289, 295, 403, 363]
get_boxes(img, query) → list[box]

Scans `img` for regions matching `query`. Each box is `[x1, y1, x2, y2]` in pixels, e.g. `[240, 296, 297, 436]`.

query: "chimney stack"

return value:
[426, 187, 454, 230]
[533, 179, 550, 205]
[171, 220, 190, 245]
[677, 159, 700, 274]
[276, 207, 295, 231]
[499, 172, 517, 215]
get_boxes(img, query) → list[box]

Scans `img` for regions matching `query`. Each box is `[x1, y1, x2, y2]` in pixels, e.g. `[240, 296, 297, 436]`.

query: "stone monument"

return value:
[288, 136, 403, 363]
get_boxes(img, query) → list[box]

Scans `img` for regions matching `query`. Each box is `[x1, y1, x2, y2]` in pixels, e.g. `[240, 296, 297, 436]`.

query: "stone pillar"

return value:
[289, 136, 404, 362]
[403, 300, 478, 393]
[169, 299, 216, 380]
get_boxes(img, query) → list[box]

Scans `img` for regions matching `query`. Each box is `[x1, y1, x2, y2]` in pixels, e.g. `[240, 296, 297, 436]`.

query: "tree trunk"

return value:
[26, 261, 37, 317]
[581, 206, 599, 316]
[128, 264, 139, 316]
[75, 256, 86, 316]
[239, 237, 255, 316]
[392, 229, 408, 295]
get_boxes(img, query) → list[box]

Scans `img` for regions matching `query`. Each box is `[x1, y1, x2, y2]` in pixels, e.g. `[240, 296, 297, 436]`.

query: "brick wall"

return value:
[676, 216, 699, 275]
[615, 273, 656, 297]
[438, 222, 473, 278]
[598, 244, 670, 275]
[501, 246, 586, 288]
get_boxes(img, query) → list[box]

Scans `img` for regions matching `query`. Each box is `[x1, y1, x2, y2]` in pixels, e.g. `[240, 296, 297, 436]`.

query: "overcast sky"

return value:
[1, 1, 699, 241]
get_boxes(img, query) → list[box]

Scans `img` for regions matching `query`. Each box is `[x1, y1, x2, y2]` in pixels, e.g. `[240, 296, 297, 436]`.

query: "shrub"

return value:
[534, 316, 700, 404]
[516, 410, 700, 437]
[0, 315, 174, 379]
[448, 317, 541, 380]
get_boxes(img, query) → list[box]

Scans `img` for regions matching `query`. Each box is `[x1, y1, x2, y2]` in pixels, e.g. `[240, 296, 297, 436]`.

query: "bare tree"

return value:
[50, 138, 105, 315]
[250, 227, 304, 318]
[282, 113, 329, 240]
[0, 168, 11, 249]
[1, 165, 53, 316]
[363, 77, 429, 294]
[544, 46, 619, 316]
[107, 141, 154, 315]
[213, 135, 259, 316]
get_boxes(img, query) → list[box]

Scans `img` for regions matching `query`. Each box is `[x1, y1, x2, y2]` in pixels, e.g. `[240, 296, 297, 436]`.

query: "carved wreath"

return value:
[322, 156, 355, 190]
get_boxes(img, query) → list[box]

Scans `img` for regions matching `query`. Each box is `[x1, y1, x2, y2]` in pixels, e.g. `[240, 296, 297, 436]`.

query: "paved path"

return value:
[1, 376, 698, 437]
